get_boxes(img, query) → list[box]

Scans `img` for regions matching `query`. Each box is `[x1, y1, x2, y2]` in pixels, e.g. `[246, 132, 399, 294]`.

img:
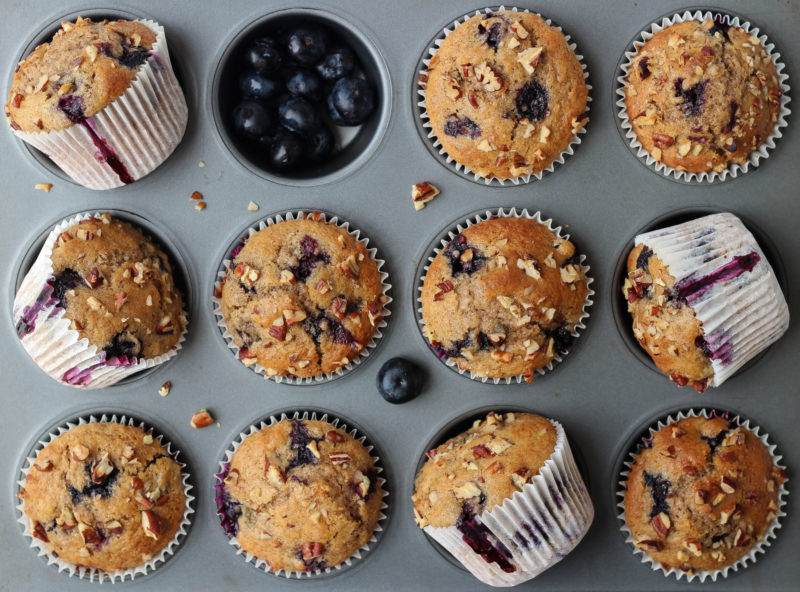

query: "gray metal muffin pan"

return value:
[1, 1, 798, 590]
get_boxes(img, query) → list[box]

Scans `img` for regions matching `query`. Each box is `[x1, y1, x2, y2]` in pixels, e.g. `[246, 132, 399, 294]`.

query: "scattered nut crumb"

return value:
[34, 183, 53, 192]
[158, 381, 171, 397]
[190, 409, 214, 429]
[190, 191, 203, 201]
[198, 161, 205, 168]
[412, 182, 440, 210]
[247, 201, 259, 211]
[195, 202, 206, 211]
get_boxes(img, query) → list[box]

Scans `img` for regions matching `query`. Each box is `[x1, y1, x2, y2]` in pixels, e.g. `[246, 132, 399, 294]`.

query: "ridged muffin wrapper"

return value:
[424, 418, 594, 587]
[635, 212, 789, 387]
[615, 9, 791, 184]
[617, 408, 788, 582]
[416, 5, 592, 185]
[16, 413, 195, 583]
[212, 210, 392, 385]
[213, 410, 389, 578]
[13, 19, 188, 190]
[416, 207, 594, 384]
[12, 211, 188, 389]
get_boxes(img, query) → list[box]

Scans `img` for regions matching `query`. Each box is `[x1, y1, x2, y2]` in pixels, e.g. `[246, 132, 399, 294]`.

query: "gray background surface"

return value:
[1, 0, 798, 590]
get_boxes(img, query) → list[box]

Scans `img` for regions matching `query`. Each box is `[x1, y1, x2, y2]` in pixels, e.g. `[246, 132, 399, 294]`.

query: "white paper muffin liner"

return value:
[416, 6, 591, 185]
[615, 9, 791, 184]
[212, 210, 392, 385]
[415, 207, 594, 384]
[16, 413, 195, 583]
[635, 212, 789, 387]
[214, 410, 389, 579]
[423, 418, 593, 587]
[617, 408, 788, 583]
[14, 19, 188, 190]
[12, 211, 188, 389]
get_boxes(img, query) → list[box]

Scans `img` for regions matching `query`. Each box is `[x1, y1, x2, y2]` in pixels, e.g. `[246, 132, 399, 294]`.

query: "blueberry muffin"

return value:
[14, 213, 186, 388]
[623, 213, 788, 391]
[219, 214, 386, 379]
[420, 217, 589, 381]
[424, 10, 589, 179]
[20, 422, 187, 573]
[624, 17, 782, 174]
[624, 415, 786, 573]
[218, 418, 383, 573]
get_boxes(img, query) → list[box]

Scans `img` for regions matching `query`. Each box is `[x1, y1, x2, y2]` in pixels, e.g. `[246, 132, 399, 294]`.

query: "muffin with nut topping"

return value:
[20, 422, 187, 573]
[13, 213, 186, 389]
[219, 214, 386, 380]
[217, 418, 383, 573]
[420, 216, 589, 381]
[423, 10, 589, 179]
[624, 17, 782, 174]
[624, 415, 786, 573]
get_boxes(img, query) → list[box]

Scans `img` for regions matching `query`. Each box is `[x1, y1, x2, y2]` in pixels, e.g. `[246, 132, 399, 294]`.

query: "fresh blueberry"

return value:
[307, 125, 334, 161]
[327, 77, 376, 126]
[286, 25, 328, 65]
[377, 358, 423, 404]
[267, 132, 304, 169]
[286, 68, 324, 102]
[232, 100, 276, 140]
[244, 37, 282, 74]
[278, 97, 320, 135]
[316, 47, 355, 81]
[239, 73, 282, 102]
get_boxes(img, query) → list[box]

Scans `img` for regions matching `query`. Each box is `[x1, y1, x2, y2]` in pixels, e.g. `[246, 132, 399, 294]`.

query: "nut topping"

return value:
[720, 476, 736, 494]
[453, 481, 481, 500]
[682, 538, 702, 557]
[34, 458, 53, 472]
[652, 512, 671, 537]
[141, 510, 161, 539]
[302, 541, 324, 560]
[105, 520, 123, 534]
[412, 182, 440, 210]
[78, 521, 100, 545]
[90, 453, 114, 484]
[354, 470, 370, 498]
[517, 46, 543, 75]
[475, 61, 503, 92]
[326, 430, 345, 443]
[190, 409, 214, 429]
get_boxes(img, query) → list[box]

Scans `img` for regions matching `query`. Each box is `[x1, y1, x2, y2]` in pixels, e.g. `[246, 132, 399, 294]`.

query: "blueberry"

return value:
[286, 25, 328, 65]
[327, 77, 376, 126]
[316, 47, 355, 81]
[377, 358, 423, 404]
[278, 97, 321, 136]
[516, 80, 549, 121]
[286, 68, 324, 102]
[239, 73, 281, 102]
[232, 100, 276, 140]
[443, 114, 481, 139]
[244, 37, 282, 74]
[307, 125, 334, 161]
[267, 132, 304, 169]
[674, 78, 709, 117]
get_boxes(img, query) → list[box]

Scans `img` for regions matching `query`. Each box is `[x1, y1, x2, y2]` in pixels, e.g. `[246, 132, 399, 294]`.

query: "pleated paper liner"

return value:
[415, 6, 591, 185]
[212, 209, 392, 385]
[616, 407, 788, 583]
[614, 8, 791, 184]
[414, 207, 594, 384]
[13, 19, 188, 190]
[12, 211, 188, 389]
[16, 412, 195, 583]
[214, 409, 389, 579]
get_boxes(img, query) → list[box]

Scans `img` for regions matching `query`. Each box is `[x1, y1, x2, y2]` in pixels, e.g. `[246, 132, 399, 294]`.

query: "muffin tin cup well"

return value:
[611, 206, 789, 388]
[615, 406, 789, 583]
[212, 208, 392, 386]
[411, 407, 594, 586]
[12, 18, 188, 190]
[614, 7, 792, 185]
[414, 207, 594, 385]
[210, 7, 392, 187]
[414, 5, 592, 186]
[213, 408, 389, 579]
[11, 210, 190, 389]
[15, 411, 195, 583]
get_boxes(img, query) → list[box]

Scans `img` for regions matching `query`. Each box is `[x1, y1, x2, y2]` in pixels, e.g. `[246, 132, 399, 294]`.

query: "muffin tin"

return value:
[1, 1, 797, 590]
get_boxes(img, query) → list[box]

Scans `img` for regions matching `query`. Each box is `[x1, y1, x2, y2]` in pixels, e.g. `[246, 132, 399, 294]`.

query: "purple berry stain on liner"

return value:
[457, 504, 516, 573]
[696, 331, 734, 365]
[57, 95, 135, 185]
[674, 251, 761, 305]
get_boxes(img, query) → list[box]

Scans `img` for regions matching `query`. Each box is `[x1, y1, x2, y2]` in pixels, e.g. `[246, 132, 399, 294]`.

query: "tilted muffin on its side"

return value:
[421, 217, 589, 382]
[624, 18, 782, 174]
[220, 215, 386, 379]
[424, 10, 588, 179]
[218, 418, 383, 573]
[20, 422, 187, 574]
[624, 415, 786, 574]
[623, 213, 788, 392]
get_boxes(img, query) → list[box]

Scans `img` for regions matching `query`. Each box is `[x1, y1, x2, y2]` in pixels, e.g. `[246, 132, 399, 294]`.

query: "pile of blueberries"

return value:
[230, 23, 377, 171]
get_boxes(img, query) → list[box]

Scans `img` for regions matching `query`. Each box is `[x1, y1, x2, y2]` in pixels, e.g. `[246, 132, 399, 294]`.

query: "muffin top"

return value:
[221, 418, 383, 573]
[424, 10, 588, 179]
[6, 17, 157, 133]
[625, 415, 785, 573]
[16, 213, 185, 363]
[413, 412, 556, 529]
[624, 244, 713, 392]
[219, 215, 385, 379]
[624, 18, 781, 174]
[21, 422, 186, 573]
[420, 217, 588, 381]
